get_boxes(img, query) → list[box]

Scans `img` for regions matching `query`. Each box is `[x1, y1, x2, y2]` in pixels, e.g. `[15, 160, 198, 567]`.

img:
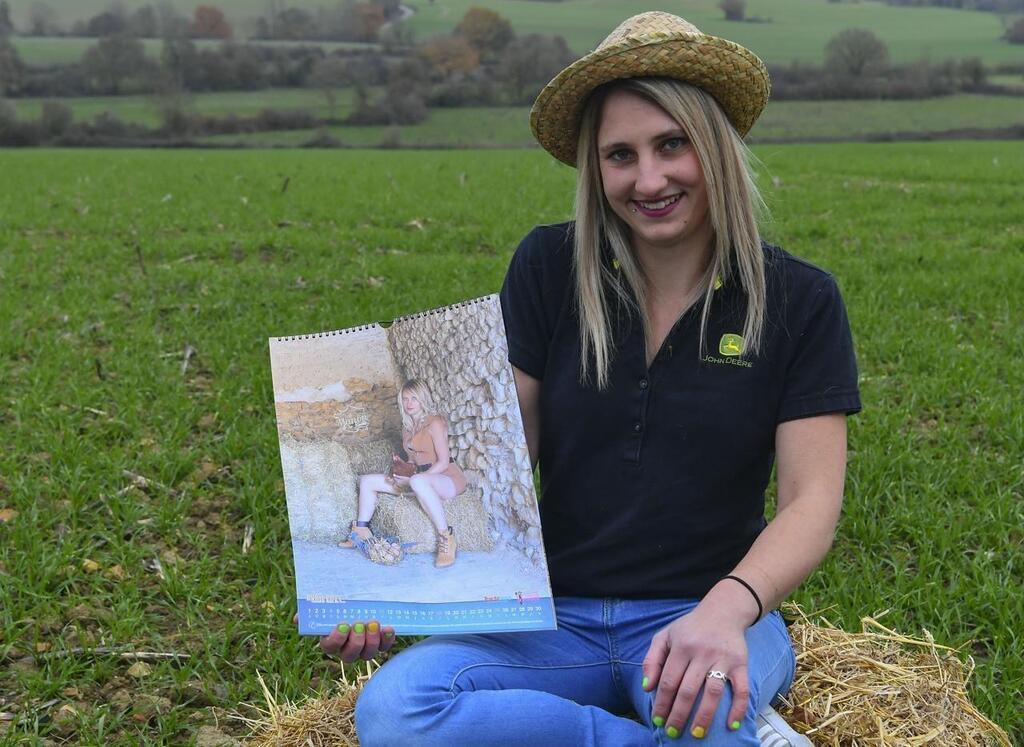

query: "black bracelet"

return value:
[721, 575, 764, 623]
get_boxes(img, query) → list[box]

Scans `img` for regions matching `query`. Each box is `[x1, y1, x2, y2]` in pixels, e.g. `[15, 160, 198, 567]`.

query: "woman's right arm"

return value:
[513, 366, 541, 469]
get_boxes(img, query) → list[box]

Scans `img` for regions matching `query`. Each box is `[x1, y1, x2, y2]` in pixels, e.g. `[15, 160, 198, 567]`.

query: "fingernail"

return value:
[354, 623, 365, 634]
[642, 676, 649, 690]
[730, 720, 741, 731]
[691, 725, 705, 739]
[383, 629, 395, 638]
[337, 623, 349, 634]
[368, 622, 380, 633]
[666, 725, 680, 739]
[652, 716, 664, 727]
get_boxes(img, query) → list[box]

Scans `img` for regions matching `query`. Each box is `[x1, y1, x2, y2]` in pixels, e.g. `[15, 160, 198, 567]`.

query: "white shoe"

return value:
[757, 704, 812, 747]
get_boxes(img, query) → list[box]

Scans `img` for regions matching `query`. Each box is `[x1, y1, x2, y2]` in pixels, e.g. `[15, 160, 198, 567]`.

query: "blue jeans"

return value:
[356, 597, 796, 746]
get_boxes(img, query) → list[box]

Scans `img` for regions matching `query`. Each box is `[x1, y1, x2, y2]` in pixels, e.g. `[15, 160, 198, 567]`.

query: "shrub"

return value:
[825, 28, 889, 77]
[39, 100, 73, 137]
[719, 0, 746, 21]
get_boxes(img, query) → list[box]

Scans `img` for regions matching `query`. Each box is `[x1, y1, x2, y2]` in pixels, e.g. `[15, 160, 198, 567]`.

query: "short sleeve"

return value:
[499, 229, 552, 380]
[777, 275, 861, 423]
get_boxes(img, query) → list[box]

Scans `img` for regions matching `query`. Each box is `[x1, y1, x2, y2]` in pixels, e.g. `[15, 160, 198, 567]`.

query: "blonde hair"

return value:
[398, 379, 436, 432]
[573, 77, 767, 389]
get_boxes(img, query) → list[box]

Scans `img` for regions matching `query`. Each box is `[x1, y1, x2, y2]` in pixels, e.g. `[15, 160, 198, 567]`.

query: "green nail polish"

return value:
[354, 623, 365, 634]
[652, 716, 664, 727]
[666, 726, 680, 739]
[642, 676, 649, 689]
[337, 623, 349, 634]
[730, 720, 741, 731]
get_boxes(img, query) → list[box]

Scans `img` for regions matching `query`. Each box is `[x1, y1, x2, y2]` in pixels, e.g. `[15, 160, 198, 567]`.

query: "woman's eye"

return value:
[662, 137, 686, 152]
[607, 149, 633, 162]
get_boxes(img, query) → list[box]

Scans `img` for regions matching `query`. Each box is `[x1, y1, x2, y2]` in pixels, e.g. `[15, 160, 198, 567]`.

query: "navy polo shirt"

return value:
[499, 222, 861, 599]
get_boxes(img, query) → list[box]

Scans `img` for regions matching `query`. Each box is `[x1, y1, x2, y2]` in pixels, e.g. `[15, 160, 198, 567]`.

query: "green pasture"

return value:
[194, 94, 1024, 147]
[405, 0, 1022, 65]
[1, 142, 1022, 744]
[11, 88, 354, 128]
[9, 0, 1024, 66]
[11, 35, 377, 66]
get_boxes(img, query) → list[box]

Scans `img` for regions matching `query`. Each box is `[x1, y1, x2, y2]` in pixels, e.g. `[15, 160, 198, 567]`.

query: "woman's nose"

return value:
[634, 156, 669, 196]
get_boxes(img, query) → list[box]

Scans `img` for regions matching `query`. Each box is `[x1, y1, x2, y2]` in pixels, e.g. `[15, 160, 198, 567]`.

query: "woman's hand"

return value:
[386, 474, 410, 490]
[294, 614, 397, 663]
[642, 601, 751, 738]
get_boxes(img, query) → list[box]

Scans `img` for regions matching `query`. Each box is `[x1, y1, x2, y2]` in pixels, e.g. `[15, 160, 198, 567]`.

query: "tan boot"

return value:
[434, 526, 456, 568]
[339, 521, 373, 549]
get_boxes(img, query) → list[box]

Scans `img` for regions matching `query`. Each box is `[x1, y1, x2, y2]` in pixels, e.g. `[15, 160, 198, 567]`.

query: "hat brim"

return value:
[530, 33, 770, 167]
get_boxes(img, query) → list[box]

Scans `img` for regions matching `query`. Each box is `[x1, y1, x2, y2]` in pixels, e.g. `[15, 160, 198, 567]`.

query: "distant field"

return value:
[187, 94, 1024, 147]
[8, 0, 1023, 66]
[405, 0, 1021, 65]
[12, 35, 378, 66]
[11, 88, 355, 128]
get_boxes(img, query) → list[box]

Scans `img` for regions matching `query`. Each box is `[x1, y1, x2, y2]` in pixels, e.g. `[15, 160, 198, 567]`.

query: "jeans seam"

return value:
[447, 661, 612, 698]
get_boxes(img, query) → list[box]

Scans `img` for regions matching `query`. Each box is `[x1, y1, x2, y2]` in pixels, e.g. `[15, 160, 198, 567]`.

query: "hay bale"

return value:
[370, 487, 493, 553]
[279, 438, 357, 543]
[243, 610, 1011, 746]
[242, 668, 373, 747]
[777, 605, 1011, 746]
[346, 439, 393, 476]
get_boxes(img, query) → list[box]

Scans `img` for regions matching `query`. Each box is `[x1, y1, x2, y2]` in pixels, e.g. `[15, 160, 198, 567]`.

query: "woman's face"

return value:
[596, 89, 711, 256]
[401, 390, 422, 416]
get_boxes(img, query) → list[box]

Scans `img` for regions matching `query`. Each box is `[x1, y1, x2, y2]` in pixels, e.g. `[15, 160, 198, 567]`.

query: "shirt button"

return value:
[639, 378, 649, 389]
[633, 422, 642, 432]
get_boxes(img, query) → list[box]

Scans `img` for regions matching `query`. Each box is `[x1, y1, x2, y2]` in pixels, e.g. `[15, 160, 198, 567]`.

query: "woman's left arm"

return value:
[645, 412, 848, 737]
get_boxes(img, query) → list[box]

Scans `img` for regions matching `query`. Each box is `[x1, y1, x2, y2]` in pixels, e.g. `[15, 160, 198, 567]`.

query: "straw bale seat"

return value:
[370, 486, 493, 554]
[245, 607, 1012, 746]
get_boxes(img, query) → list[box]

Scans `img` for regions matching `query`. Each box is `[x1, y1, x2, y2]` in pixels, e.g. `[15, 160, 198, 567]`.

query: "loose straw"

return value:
[240, 607, 1011, 746]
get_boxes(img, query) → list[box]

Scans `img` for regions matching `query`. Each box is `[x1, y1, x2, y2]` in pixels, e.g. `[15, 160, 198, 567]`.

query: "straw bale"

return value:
[242, 609, 1011, 746]
[346, 439, 393, 476]
[777, 605, 1011, 746]
[370, 487, 493, 553]
[241, 668, 374, 747]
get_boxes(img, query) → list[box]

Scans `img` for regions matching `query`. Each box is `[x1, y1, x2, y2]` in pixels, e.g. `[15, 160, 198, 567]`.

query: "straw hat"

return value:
[530, 11, 770, 166]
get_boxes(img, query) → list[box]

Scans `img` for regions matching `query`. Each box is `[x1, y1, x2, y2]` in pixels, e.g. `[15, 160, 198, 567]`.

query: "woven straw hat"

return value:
[530, 11, 770, 166]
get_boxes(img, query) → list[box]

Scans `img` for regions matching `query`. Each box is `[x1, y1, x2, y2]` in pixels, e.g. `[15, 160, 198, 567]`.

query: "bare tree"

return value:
[719, 0, 747, 21]
[28, 2, 61, 36]
[825, 28, 889, 77]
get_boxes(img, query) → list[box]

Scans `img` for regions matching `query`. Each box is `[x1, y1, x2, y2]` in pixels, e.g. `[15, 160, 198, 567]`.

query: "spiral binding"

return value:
[274, 294, 494, 342]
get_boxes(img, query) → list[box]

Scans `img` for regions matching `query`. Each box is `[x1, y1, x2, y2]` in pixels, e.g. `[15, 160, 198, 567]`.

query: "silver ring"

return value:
[706, 670, 729, 682]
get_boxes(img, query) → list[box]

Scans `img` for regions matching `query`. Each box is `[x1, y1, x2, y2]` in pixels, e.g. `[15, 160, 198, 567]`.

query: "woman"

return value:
[343, 379, 467, 568]
[320, 12, 860, 745]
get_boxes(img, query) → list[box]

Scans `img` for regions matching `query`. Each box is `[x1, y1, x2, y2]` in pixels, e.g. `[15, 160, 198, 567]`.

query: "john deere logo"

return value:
[719, 334, 744, 357]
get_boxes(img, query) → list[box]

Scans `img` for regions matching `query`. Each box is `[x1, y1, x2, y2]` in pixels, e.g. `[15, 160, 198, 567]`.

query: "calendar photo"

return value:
[269, 296, 555, 635]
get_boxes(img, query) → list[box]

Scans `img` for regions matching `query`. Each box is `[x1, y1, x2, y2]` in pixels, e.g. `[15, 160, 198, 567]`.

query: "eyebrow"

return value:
[598, 128, 687, 156]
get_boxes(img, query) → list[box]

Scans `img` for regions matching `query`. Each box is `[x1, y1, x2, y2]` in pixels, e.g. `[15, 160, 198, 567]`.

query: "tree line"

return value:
[1, 5, 1022, 147]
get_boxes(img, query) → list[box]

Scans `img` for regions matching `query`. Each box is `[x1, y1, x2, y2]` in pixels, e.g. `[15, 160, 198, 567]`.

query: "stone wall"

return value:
[386, 296, 543, 564]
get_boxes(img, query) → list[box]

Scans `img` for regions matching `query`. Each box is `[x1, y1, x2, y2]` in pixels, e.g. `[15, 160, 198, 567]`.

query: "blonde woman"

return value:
[322, 13, 860, 746]
[342, 379, 466, 568]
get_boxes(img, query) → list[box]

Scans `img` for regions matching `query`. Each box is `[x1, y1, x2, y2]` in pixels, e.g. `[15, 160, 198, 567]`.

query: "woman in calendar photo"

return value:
[314, 11, 860, 746]
[342, 379, 467, 569]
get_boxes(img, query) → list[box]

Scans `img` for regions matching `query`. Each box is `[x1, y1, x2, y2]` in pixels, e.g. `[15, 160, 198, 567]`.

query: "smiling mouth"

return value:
[634, 194, 682, 210]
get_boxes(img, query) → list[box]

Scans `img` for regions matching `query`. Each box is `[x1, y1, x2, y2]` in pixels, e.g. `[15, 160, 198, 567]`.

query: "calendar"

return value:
[269, 295, 556, 635]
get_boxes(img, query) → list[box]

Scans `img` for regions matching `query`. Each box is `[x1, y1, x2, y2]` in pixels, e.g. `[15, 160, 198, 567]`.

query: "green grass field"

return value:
[11, 35, 378, 66]
[1, 142, 1022, 744]
[11, 88, 355, 128]
[405, 0, 1022, 65]
[190, 94, 1024, 147]
[9, 0, 1024, 65]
